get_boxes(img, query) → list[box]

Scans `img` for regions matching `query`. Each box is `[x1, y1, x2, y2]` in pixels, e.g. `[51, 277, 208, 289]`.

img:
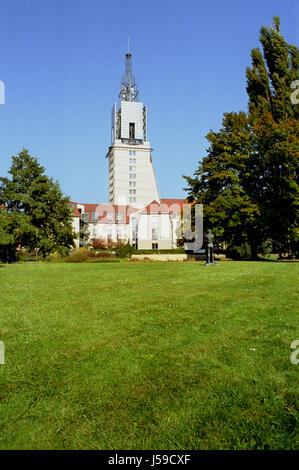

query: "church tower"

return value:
[106, 48, 160, 208]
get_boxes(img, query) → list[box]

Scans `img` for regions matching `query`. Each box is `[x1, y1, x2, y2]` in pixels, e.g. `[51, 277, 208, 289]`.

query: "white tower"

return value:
[106, 48, 160, 208]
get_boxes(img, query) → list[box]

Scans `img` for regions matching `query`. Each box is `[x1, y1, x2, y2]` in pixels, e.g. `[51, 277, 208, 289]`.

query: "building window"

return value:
[92, 212, 98, 222]
[129, 197, 136, 203]
[129, 174, 136, 179]
[129, 182, 136, 187]
[116, 213, 122, 223]
[129, 158, 136, 164]
[129, 123, 135, 139]
[129, 166, 136, 172]
[152, 243, 158, 250]
[107, 212, 113, 222]
[129, 189, 137, 195]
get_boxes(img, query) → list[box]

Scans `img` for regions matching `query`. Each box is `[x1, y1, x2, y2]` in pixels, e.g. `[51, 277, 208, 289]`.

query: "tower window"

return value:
[129, 123, 135, 139]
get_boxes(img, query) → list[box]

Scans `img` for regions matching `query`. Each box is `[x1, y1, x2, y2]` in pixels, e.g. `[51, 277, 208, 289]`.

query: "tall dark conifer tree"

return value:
[0, 149, 75, 259]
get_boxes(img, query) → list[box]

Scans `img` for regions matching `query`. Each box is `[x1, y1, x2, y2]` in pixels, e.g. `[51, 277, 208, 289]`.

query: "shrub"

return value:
[85, 258, 120, 263]
[260, 239, 273, 257]
[54, 247, 115, 263]
[226, 243, 251, 260]
[115, 243, 136, 258]
[90, 238, 107, 250]
[134, 248, 185, 255]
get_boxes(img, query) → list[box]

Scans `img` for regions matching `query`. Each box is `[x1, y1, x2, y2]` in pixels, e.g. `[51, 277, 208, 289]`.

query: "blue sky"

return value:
[0, 0, 298, 203]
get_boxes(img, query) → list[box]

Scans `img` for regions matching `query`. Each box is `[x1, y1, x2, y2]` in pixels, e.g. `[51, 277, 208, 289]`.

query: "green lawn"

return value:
[0, 260, 298, 450]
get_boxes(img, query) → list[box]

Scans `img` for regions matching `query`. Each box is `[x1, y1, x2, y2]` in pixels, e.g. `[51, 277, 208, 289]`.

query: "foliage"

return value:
[252, 114, 299, 257]
[53, 247, 114, 263]
[0, 208, 17, 262]
[135, 248, 186, 255]
[90, 238, 107, 250]
[184, 112, 262, 258]
[114, 242, 136, 258]
[184, 17, 299, 259]
[0, 149, 75, 259]
[226, 242, 251, 260]
[246, 16, 299, 122]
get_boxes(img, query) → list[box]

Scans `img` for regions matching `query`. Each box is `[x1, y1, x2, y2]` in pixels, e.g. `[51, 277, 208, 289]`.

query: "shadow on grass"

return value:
[259, 258, 299, 263]
[215, 256, 299, 263]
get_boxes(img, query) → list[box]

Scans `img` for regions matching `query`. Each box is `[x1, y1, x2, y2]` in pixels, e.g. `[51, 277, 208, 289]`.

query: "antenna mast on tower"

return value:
[119, 41, 139, 102]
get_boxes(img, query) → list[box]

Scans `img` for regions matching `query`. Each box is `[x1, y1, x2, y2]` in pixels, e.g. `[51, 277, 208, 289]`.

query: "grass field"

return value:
[0, 260, 298, 450]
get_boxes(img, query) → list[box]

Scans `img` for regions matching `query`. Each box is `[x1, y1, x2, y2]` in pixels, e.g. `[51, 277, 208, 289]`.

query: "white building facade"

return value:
[71, 199, 184, 250]
[71, 50, 185, 250]
[106, 50, 160, 209]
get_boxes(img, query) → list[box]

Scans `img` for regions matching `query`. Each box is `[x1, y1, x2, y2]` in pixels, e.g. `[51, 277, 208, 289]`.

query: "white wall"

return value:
[120, 101, 144, 140]
[109, 141, 160, 208]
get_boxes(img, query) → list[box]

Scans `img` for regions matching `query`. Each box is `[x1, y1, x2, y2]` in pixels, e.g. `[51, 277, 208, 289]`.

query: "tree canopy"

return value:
[0, 149, 75, 260]
[184, 17, 299, 259]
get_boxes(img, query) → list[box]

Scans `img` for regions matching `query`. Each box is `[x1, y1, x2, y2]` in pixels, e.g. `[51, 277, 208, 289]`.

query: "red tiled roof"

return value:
[140, 200, 174, 215]
[140, 199, 186, 215]
[69, 199, 186, 221]
[161, 199, 186, 212]
[69, 202, 138, 224]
